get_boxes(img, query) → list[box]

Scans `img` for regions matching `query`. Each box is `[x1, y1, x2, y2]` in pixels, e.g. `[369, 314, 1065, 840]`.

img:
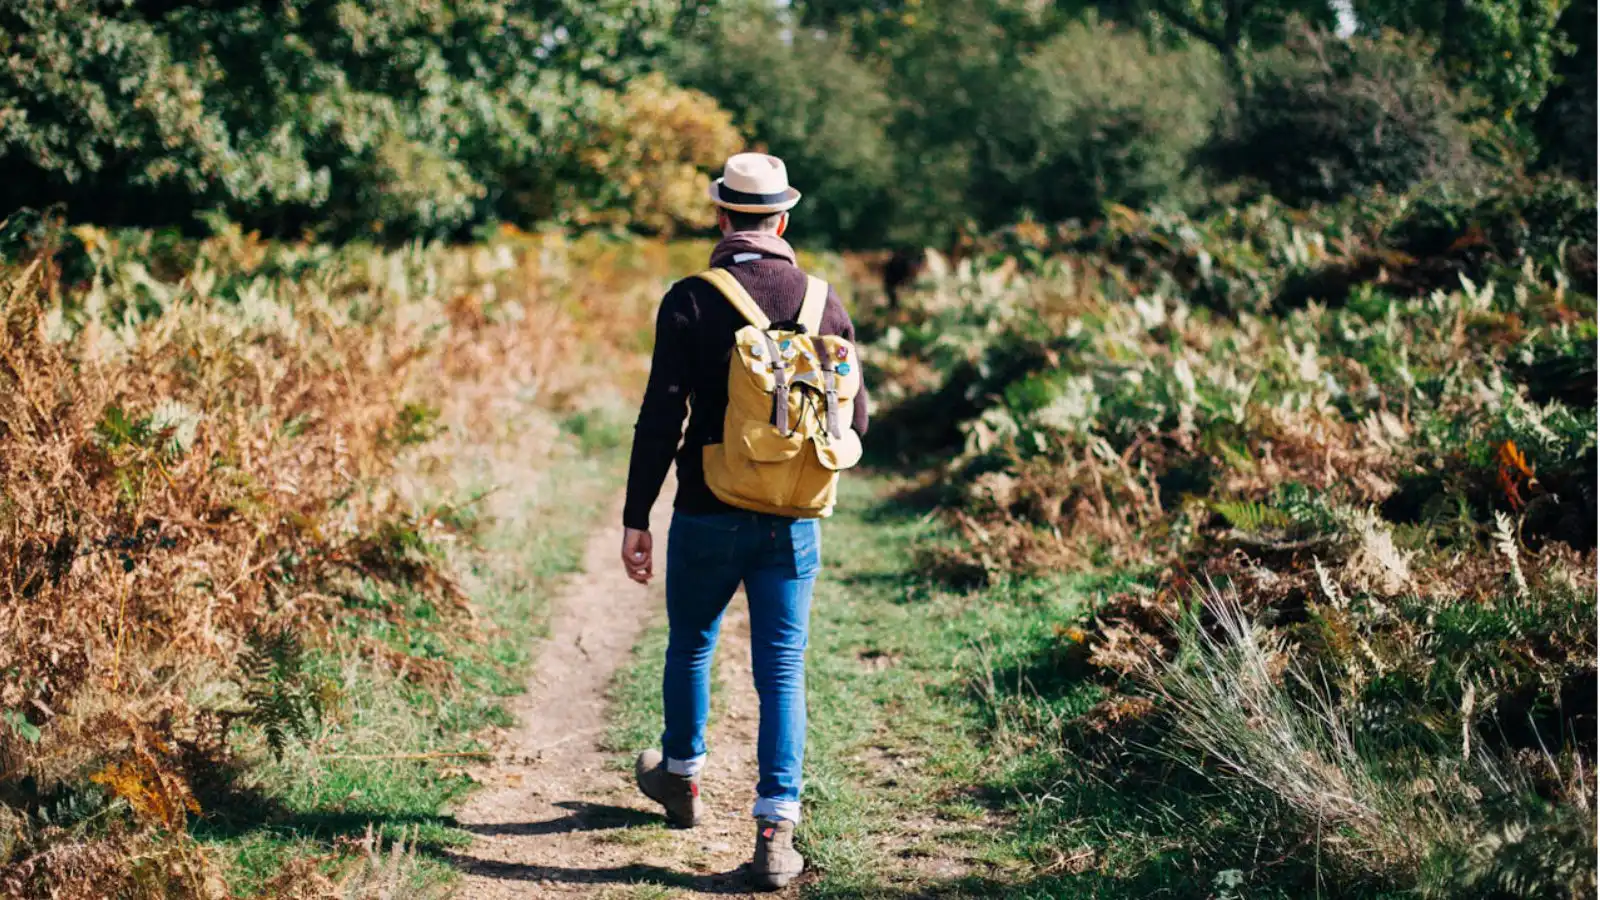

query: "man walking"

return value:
[620, 152, 869, 889]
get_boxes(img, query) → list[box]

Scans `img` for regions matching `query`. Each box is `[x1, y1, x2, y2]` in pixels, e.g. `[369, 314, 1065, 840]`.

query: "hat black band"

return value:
[716, 183, 791, 205]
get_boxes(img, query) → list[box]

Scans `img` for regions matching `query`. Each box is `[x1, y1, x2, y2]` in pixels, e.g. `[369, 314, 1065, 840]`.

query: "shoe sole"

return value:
[752, 872, 796, 890]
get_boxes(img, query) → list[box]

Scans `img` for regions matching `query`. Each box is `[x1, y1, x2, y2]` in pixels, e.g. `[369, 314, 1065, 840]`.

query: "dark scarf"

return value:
[708, 231, 797, 268]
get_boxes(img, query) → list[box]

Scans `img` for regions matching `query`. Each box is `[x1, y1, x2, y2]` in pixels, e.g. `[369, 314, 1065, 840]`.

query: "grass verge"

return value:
[196, 434, 629, 896]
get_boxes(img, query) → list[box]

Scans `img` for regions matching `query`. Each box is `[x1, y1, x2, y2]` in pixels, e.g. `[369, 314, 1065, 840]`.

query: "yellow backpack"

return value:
[698, 267, 864, 518]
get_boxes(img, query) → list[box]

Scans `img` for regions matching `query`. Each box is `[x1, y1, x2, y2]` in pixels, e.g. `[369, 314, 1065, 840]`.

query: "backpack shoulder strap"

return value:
[799, 275, 828, 335]
[697, 268, 769, 329]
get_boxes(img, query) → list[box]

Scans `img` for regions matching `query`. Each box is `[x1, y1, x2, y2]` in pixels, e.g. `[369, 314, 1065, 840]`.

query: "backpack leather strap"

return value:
[818, 355, 843, 439]
[766, 333, 791, 434]
[698, 268, 770, 329]
[802, 276, 837, 436]
[799, 275, 828, 334]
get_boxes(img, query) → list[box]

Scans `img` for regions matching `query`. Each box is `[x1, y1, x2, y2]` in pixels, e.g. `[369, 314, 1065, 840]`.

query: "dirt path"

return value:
[448, 485, 772, 899]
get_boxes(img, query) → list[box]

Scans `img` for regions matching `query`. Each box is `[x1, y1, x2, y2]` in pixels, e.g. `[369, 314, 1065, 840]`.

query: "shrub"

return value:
[1156, 578, 1597, 894]
[1387, 175, 1598, 291]
[1211, 27, 1477, 205]
[978, 20, 1228, 225]
[557, 74, 743, 235]
[0, 219, 667, 895]
[1157, 584, 1456, 875]
[859, 206, 1597, 895]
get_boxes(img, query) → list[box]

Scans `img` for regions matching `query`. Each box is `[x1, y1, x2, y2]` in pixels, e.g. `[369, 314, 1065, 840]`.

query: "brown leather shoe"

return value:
[751, 817, 803, 890]
[634, 749, 703, 828]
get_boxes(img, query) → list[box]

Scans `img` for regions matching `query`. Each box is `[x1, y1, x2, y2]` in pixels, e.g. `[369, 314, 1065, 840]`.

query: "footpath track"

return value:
[449, 478, 772, 898]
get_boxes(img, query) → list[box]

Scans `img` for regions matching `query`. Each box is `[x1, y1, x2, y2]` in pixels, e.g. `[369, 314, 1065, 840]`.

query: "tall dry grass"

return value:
[0, 221, 681, 897]
[1153, 575, 1596, 895]
[1156, 582, 1470, 873]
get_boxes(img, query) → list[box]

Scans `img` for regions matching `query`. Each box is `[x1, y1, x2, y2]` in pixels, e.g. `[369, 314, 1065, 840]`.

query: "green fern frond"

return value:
[1212, 499, 1290, 533]
[237, 625, 324, 759]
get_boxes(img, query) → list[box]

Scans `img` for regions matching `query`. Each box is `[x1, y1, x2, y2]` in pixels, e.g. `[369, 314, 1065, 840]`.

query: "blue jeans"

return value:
[661, 510, 820, 823]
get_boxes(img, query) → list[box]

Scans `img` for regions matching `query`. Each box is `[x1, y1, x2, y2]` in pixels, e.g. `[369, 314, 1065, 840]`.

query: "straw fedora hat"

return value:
[708, 152, 802, 214]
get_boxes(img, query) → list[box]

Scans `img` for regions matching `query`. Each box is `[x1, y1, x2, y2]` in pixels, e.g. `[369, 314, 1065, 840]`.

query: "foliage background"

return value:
[3, 0, 1594, 247]
[0, 0, 732, 239]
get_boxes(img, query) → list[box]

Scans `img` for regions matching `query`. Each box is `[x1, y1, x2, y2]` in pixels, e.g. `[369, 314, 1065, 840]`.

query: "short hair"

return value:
[722, 209, 785, 232]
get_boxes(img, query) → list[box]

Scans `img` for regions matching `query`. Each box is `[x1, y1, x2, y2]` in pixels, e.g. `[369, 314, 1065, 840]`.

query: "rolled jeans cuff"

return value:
[752, 797, 801, 824]
[666, 754, 705, 777]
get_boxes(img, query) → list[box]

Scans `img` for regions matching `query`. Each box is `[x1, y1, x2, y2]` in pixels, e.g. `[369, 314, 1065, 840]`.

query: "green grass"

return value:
[195, 435, 630, 895]
[605, 620, 671, 759]
[802, 481, 1414, 899]
[604, 477, 1410, 898]
[795, 479, 1111, 898]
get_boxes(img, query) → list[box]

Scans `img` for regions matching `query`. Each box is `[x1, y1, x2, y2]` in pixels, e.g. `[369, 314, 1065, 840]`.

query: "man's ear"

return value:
[716, 209, 731, 233]
[775, 213, 789, 237]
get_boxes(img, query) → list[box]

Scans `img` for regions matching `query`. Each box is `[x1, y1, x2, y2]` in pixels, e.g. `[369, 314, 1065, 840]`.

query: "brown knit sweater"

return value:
[622, 233, 870, 530]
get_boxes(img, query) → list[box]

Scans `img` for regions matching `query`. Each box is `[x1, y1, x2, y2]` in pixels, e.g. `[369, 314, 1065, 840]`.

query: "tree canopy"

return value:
[0, 0, 735, 238]
[0, 0, 1592, 246]
[1349, 0, 1571, 117]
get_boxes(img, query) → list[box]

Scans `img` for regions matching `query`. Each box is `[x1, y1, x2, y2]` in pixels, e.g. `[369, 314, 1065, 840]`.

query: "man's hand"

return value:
[622, 528, 654, 584]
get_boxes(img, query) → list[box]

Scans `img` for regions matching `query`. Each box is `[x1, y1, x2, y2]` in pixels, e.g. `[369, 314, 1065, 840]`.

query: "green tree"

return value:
[0, 1, 237, 225]
[975, 19, 1228, 224]
[1348, 0, 1572, 117]
[694, 0, 1231, 245]
[672, 2, 898, 246]
[1072, 0, 1339, 73]
[0, 0, 715, 238]
[1208, 26, 1477, 204]
[867, 0, 1075, 245]
[800, 0, 1070, 55]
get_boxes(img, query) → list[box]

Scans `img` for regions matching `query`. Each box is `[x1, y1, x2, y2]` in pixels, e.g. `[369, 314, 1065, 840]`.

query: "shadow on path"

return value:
[442, 851, 755, 894]
[447, 799, 766, 894]
[457, 800, 658, 838]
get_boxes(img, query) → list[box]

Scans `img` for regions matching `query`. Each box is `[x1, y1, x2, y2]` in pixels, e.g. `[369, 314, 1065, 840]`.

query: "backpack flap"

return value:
[730, 330, 859, 408]
[812, 427, 863, 471]
[729, 326, 802, 433]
